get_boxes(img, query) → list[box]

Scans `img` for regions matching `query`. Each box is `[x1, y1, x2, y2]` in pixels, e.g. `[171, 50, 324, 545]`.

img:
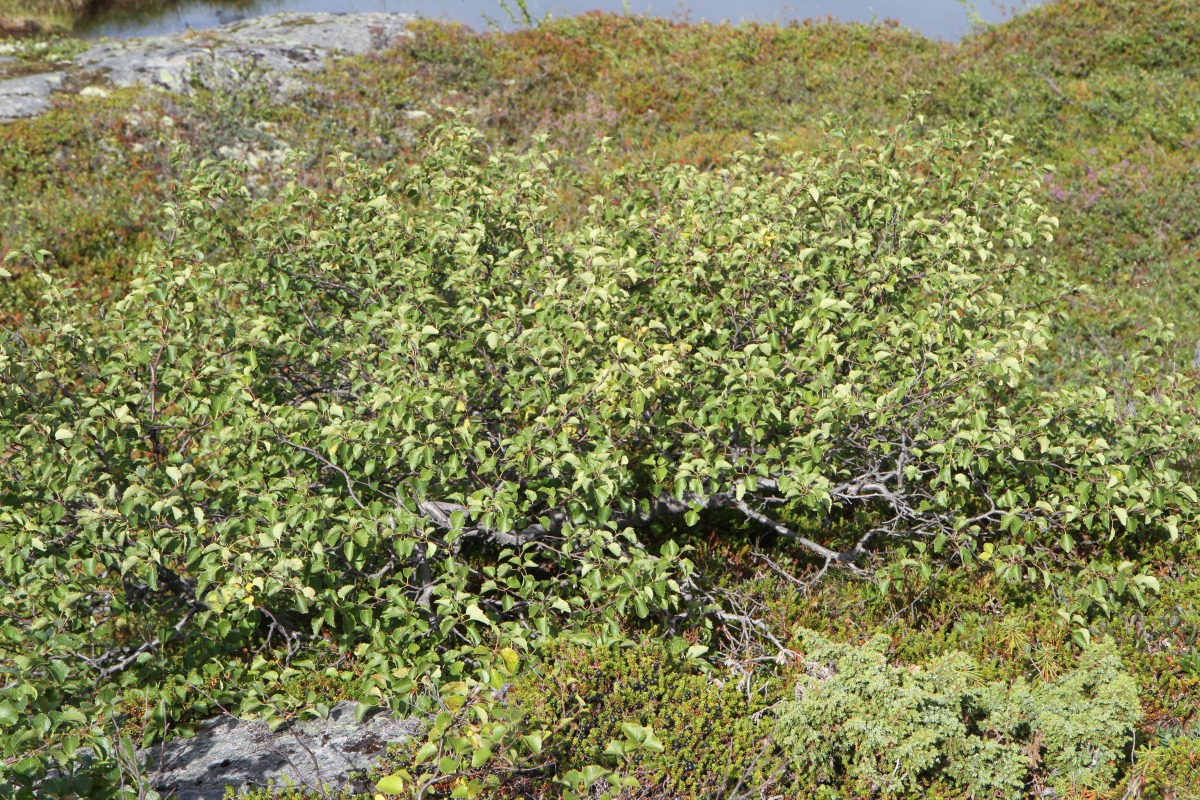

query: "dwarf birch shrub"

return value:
[0, 117, 1196, 796]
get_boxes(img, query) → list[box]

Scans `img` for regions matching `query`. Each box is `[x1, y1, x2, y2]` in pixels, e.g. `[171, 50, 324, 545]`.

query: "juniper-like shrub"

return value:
[0, 117, 1196, 796]
[776, 630, 1142, 798]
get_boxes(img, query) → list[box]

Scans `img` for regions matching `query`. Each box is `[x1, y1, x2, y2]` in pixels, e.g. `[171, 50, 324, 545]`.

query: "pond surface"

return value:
[78, 0, 1045, 42]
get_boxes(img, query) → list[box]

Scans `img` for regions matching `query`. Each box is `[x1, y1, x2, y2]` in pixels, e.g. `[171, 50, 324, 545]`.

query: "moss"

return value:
[506, 637, 789, 799]
[227, 784, 373, 800]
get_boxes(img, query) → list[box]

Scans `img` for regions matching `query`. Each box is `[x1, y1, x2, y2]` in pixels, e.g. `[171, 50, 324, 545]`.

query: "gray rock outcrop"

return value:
[0, 69, 65, 119]
[140, 701, 421, 800]
[0, 11, 413, 121]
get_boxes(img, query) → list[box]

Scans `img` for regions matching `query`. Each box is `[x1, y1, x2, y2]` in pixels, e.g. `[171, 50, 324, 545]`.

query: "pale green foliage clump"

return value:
[0, 116, 1195, 796]
[776, 630, 1142, 798]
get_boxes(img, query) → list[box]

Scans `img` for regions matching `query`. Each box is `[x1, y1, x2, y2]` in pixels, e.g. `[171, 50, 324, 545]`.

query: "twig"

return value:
[94, 606, 198, 681]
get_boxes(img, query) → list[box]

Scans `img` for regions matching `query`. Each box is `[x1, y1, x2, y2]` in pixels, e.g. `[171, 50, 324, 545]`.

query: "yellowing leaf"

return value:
[499, 647, 520, 675]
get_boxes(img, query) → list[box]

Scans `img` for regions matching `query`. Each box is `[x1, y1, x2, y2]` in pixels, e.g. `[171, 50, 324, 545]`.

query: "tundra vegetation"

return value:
[2, 1, 1200, 799]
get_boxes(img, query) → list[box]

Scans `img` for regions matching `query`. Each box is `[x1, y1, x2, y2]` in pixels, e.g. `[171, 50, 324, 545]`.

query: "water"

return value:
[78, 0, 1045, 42]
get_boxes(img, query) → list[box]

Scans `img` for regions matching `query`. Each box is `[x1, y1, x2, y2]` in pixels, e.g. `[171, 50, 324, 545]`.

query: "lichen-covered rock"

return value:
[0, 12, 412, 121]
[0, 69, 65, 119]
[74, 11, 411, 94]
[141, 701, 421, 800]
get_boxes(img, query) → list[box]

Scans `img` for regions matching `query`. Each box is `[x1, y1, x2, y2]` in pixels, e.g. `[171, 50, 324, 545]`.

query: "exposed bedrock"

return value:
[0, 11, 412, 120]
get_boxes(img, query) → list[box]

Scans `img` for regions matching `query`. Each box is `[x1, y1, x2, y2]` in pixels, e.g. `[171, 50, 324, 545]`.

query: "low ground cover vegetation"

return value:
[3, 1, 1200, 798]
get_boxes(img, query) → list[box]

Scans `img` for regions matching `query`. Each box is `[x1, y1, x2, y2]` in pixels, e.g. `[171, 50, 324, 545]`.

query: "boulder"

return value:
[141, 701, 421, 800]
[0, 12, 413, 121]
[74, 12, 412, 95]
[0, 69, 65, 119]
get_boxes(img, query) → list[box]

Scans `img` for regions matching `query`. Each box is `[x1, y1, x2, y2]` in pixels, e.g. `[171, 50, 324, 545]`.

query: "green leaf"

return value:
[603, 740, 627, 758]
[470, 744, 493, 768]
[633, 596, 649, 618]
[620, 723, 647, 743]
[375, 773, 409, 794]
[1133, 574, 1160, 593]
[413, 742, 439, 764]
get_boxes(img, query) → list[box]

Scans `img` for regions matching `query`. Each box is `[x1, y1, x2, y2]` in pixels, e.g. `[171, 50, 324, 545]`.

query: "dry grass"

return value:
[0, 0, 88, 33]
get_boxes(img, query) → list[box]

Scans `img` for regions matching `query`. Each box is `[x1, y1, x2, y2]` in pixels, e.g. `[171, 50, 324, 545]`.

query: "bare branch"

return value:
[92, 605, 199, 681]
[407, 483, 875, 575]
